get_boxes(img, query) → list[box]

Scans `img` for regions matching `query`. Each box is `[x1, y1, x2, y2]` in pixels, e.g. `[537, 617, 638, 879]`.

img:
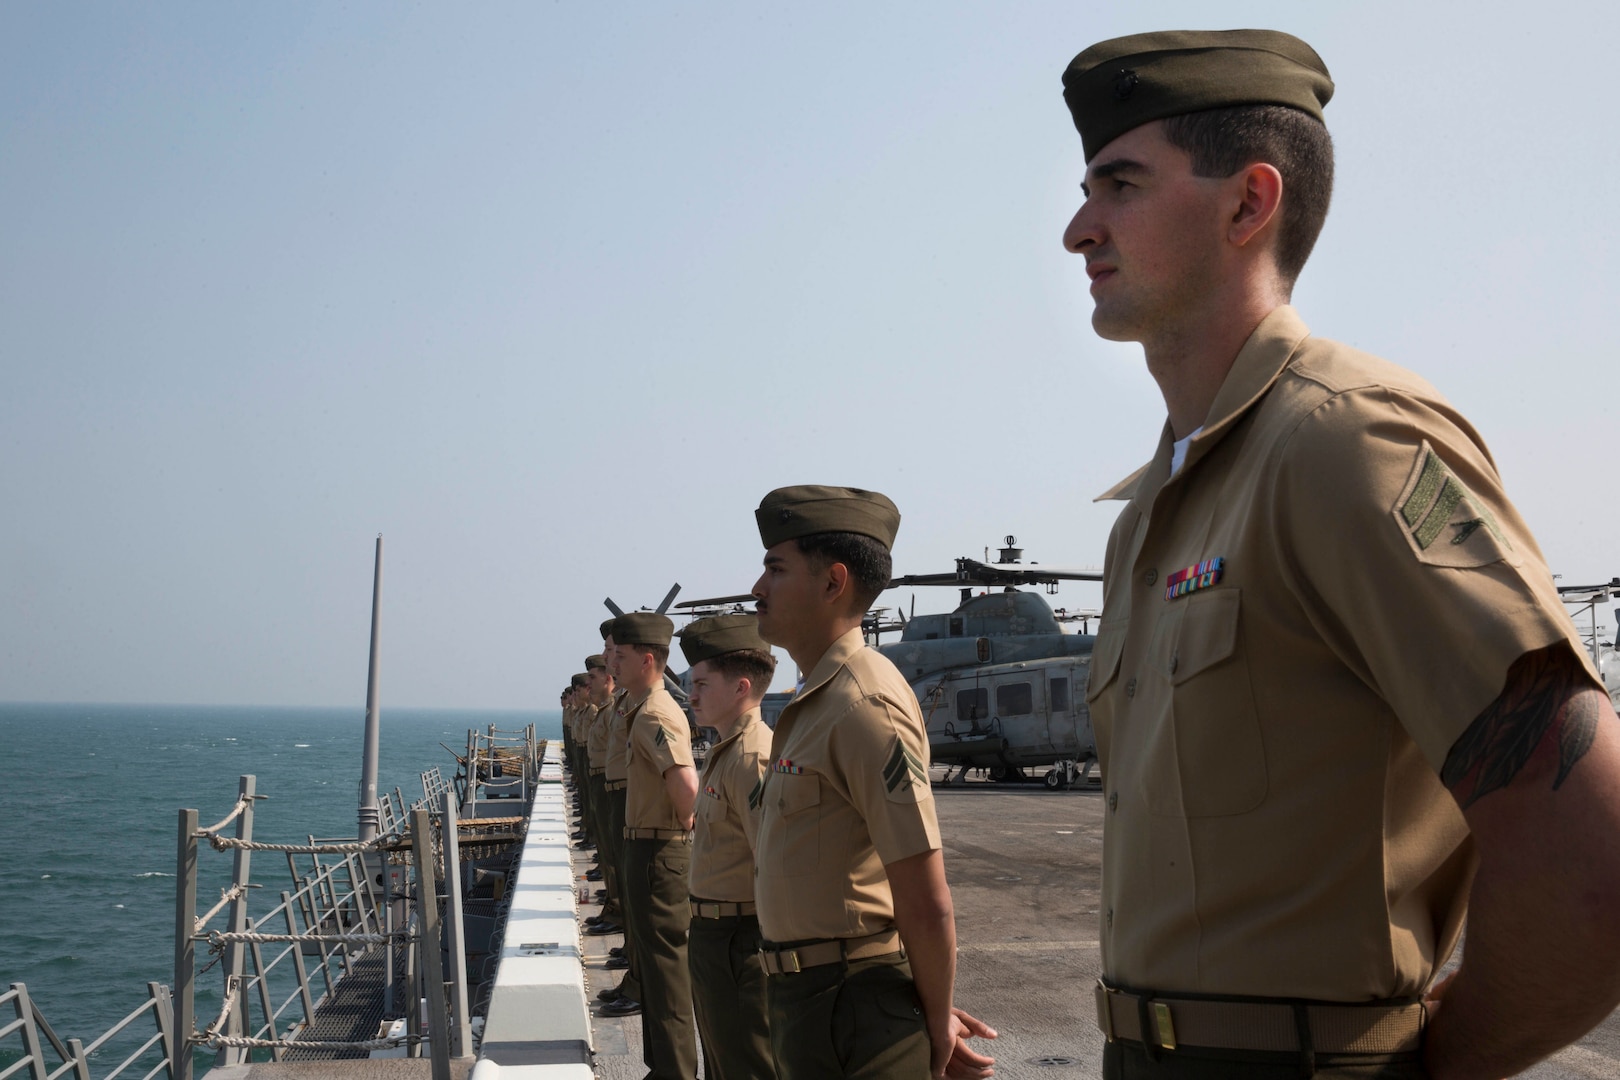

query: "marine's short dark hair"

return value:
[623, 642, 669, 673]
[705, 648, 777, 693]
[1161, 104, 1334, 290]
[795, 531, 892, 612]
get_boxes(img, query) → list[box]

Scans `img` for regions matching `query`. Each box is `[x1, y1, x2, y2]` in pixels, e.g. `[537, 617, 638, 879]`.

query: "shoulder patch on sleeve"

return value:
[1392, 442, 1515, 568]
[882, 738, 928, 802]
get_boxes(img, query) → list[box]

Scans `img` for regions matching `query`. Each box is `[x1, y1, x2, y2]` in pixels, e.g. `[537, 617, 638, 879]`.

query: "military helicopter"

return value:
[878, 537, 1103, 789]
[675, 537, 1106, 790]
[1558, 577, 1620, 707]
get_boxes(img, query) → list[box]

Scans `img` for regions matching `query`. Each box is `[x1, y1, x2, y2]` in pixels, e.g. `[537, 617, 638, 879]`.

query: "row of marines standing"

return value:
[556, 484, 997, 1080]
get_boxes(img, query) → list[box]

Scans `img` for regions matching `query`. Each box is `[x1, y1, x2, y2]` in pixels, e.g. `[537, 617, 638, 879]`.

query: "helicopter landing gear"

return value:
[988, 766, 1024, 784]
[1043, 756, 1099, 791]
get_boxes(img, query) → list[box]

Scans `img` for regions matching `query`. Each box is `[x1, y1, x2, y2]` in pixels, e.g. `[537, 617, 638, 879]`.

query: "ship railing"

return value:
[1, 982, 175, 1080]
[421, 767, 452, 810]
[463, 724, 538, 809]
[174, 777, 475, 1080]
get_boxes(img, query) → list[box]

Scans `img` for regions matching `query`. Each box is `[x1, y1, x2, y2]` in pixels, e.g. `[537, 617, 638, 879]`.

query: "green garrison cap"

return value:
[585, 654, 607, 671]
[755, 485, 901, 550]
[599, 618, 617, 641]
[678, 613, 770, 666]
[570, 672, 589, 688]
[613, 612, 675, 648]
[1062, 29, 1333, 162]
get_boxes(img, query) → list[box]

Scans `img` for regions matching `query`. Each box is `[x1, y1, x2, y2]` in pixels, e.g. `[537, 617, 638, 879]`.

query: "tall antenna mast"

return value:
[358, 534, 383, 843]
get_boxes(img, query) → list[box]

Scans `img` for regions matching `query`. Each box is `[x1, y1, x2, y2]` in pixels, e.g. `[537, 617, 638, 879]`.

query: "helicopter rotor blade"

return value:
[674, 593, 755, 609]
[655, 583, 682, 614]
[603, 597, 626, 616]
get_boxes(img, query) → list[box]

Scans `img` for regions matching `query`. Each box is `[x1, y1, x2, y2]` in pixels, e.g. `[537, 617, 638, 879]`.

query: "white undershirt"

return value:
[1170, 425, 1205, 476]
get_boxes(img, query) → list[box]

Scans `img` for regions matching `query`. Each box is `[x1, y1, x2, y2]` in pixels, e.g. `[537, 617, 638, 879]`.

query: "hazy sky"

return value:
[4, 2, 1616, 709]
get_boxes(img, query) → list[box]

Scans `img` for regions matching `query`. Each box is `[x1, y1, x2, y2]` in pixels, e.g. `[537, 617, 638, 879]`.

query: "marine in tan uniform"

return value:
[583, 653, 618, 911]
[566, 674, 593, 844]
[677, 613, 779, 1080]
[613, 611, 700, 1080]
[748, 486, 996, 1080]
[1059, 30, 1620, 1079]
[595, 621, 643, 1012]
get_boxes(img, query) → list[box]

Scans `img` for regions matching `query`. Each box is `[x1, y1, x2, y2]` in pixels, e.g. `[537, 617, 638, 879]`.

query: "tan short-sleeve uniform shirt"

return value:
[690, 707, 772, 903]
[604, 688, 631, 783]
[624, 684, 697, 831]
[585, 701, 612, 771]
[755, 628, 942, 943]
[1088, 306, 1600, 1002]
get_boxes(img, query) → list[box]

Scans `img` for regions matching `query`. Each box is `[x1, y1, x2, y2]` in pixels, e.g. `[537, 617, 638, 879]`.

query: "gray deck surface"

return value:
[577, 772, 1620, 1079]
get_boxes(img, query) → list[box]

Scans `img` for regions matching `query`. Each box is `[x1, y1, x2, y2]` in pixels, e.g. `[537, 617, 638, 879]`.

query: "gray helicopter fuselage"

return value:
[876, 590, 1098, 771]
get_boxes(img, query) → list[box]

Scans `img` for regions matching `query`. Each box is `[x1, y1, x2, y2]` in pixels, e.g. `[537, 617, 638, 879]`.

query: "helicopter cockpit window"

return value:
[1050, 677, 1071, 712]
[949, 616, 964, 637]
[957, 687, 989, 722]
[996, 682, 1033, 716]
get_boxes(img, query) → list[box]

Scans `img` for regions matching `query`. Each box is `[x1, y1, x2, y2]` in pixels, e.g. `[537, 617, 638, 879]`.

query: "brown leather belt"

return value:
[604, 780, 627, 791]
[1094, 981, 1426, 1055]
[758, 930, 902, 975]
[690, 900, 756, 919]
[623, 827, 693, 841]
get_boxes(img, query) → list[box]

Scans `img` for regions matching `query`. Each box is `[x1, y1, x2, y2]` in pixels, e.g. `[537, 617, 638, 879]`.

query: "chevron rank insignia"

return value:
[747, 776, 765, 811]
[655, 727, 668, 748]
[883, 739, 927, 798]
[1393, 442, 1513, 568]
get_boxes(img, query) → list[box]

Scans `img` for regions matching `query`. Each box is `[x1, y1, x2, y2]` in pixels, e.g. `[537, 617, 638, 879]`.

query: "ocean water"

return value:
[0, 702, 561, 1062]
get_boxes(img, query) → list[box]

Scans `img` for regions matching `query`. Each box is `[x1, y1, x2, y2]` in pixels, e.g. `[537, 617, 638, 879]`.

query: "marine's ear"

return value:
[1228, 162, 1283, 252]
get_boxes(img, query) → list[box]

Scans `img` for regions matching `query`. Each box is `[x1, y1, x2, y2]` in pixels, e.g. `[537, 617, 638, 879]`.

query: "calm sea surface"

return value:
[0, 702, 562, 1060]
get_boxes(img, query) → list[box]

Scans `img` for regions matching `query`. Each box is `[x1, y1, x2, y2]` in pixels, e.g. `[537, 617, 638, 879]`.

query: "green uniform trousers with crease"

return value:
[766, 951, 930, 1080]
[606, 788, 640, 1002]
[586, 773, 617, 908]
[1103, 1039, 1428, 1078]
[687, 910, 777, 1080]
[621, 836, 698, 1080]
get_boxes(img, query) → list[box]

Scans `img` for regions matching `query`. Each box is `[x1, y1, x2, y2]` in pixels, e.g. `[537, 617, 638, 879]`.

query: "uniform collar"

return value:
[620, 684, 654, 716]
[708, 706, 762, 761]
[794, 626, 868, 705]
[1095, 305, 1312, 504]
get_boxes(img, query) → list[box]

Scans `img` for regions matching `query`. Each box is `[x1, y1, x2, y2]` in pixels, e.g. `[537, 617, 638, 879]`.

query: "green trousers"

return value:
[621, 836, 698, 1080]
[766, 951, 929, 1079]
[688, 910, 776, 1080]
[1103, 1039, 1428, 1078]
[605, 787, 640, 1002]
[576, 761, 593, 837]
[586, 773, 613, 901]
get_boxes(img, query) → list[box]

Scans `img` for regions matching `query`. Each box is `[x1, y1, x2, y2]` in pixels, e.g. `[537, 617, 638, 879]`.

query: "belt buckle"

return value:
[1152, 1001, 1177, 1051]
[759, 943, 801, 976]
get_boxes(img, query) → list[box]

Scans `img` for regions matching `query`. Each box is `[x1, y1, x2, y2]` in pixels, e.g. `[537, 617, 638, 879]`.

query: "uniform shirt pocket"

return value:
[773, 772, 821, 877]
[1085, 622, 1128, 704]
[1151, 588, 1268, 817]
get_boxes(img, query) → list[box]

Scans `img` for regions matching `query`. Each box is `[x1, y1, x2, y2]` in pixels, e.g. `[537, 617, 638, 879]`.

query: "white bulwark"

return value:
[474, 741, 593, 1079]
